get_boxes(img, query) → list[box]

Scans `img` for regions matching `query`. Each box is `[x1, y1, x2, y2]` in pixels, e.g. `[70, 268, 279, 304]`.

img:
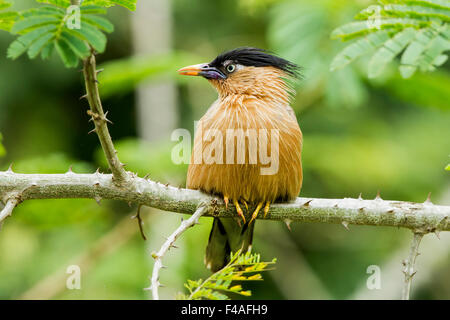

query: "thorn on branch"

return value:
[132, 204, 147, 240]
[375, 190, 382, 201]
[7, 163, 14, 173]
[94, 196, 102, 205]
[284, 219, 292, 231]
[424, 192, 433, 205]
[302, 199, 312, 207]
[103, 111, 113, 125]
[358, 193, 363, 200]
[342, 221, 349, 230]
[434, 230, 440, 239]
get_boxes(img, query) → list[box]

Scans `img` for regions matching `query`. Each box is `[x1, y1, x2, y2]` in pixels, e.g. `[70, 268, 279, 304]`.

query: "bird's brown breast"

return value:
[187, 95, 302, 204]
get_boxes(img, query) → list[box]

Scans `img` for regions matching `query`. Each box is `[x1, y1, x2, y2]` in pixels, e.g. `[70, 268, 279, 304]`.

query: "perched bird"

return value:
[178, 47, 303, 272]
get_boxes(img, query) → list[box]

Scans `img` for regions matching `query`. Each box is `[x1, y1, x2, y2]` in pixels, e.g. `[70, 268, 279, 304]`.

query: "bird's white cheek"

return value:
[235, 64, 245, 71]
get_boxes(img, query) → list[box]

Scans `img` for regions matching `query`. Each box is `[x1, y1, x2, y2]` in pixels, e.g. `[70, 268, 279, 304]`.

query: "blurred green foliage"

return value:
[330, 0, 450, 79]
[179, 251, 276, 300]
[0, 0, 18, 31]
[0, 0, 449, 300]
[0, 133, 5, 157]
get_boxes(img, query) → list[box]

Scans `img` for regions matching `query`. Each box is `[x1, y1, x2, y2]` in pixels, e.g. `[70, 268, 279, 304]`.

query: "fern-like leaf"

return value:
[7, 1, 115, 67]
[331, 0, 450, 78]
[37, 0, 137, 11]
[178, 251, 276, 300]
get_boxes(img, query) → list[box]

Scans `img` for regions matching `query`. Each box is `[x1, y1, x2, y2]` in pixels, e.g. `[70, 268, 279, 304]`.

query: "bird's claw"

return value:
[263, 201, 270, 218]
[233, 199, 246, 225]
[249, 202, 263, 224]
[242, 199, 249, 212]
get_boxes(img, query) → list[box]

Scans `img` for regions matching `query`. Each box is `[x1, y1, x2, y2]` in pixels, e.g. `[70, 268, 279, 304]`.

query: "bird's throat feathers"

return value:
[209, 66, 295, 106]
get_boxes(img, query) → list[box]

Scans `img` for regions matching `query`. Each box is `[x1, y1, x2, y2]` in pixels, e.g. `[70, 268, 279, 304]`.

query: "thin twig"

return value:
[402, 232, 425, 300]
[148, 205, 207, 300]
[82, 53, 130, 187]
[0, 197, 19, 228]
[132, 204, 147, 240]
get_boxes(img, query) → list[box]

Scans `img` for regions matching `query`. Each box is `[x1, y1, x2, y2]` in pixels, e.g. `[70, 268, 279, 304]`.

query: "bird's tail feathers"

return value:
[205, 218, 254, 272]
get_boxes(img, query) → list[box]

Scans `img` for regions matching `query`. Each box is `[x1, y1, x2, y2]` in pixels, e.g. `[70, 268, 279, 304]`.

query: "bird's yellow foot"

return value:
[263, 201, 271, 218]
[242, 199, 249, 212]
[249, 202, 264, 224]
[233, 199, 246, 224]
[224, 196, 229, 209]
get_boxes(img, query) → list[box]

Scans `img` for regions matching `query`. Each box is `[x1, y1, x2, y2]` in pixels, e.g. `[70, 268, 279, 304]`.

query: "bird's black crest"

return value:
[210, 47, 300, 77]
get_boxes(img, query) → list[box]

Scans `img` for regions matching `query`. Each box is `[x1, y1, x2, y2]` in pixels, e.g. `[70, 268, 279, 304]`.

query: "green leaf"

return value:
[81, 15, 114, 33]
[68, 20, 107, 52]
[11, 15, 59, 34]
[40, 41, 54, 59]
[55, 38, 78, 67]
[79, 5, 107, 15]
[330, 30, 390, 71]
[60, 30, 90, 58]
[384, 4, 450, 21]
[368, 28, 417, 78]
[83, 0, 137, 11]
[27, 31, 55, 58]
[36, 0, 70, 8]
[331, 18, 425, 41]
[179, 251, 276, 300]
[7, 24, 57, 59]
[400, 27, 441, 77]
[398, 0, 450, 10]
[331, 0, 450, 78]
[445, 164, 450, 171]
[22, 6, 65, 18]
[7, 2, 114, 67]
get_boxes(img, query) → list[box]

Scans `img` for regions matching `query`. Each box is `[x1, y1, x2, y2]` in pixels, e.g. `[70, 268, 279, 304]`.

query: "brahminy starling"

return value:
[178, 47, 303, 272]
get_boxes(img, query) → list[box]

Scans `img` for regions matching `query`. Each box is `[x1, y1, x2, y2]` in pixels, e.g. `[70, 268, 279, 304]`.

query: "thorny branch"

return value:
[147, 205, 207, 300]
[82, 53, 131, 187]
[0, 171, 449, 231]
[402, 232, 425, 300]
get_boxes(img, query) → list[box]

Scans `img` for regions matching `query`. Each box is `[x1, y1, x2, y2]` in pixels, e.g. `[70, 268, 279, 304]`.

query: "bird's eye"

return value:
[226, 64, 236, 73]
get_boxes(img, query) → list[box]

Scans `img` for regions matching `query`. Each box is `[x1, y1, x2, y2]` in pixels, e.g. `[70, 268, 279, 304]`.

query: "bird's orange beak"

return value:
[178, 63, 205, 76]
[178, 63, 226, 80]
